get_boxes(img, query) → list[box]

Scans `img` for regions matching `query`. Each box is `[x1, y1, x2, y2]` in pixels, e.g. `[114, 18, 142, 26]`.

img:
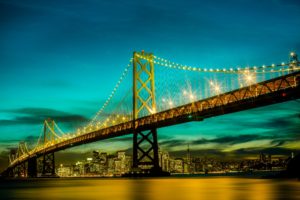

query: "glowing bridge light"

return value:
[290, 52, 295, 57]
[162, 98, 166, 102]
[246, 74, 253, 81]
[168, 101, 173, 106]
[189, 94, 195, 100]
[214, 85, 221, 94]
[150, 108, 156, 114]
[183, 90, 187, 95]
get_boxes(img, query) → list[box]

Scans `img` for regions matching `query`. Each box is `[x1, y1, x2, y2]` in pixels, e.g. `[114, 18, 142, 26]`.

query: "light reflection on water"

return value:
[0, 177, 300, 200]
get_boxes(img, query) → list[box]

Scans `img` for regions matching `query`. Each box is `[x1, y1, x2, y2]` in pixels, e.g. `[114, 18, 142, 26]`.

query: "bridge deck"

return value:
[7, 71, 300, 170]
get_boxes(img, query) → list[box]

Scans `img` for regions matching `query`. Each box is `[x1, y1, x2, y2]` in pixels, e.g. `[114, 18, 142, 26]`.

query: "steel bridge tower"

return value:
[15, 142, 28, 177]
[42, 118, 56, 176]
[132, 51, 160, 173]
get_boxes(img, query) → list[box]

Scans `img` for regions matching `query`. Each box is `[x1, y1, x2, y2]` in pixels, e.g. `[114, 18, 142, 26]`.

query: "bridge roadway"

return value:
[7, 71, 300, 171]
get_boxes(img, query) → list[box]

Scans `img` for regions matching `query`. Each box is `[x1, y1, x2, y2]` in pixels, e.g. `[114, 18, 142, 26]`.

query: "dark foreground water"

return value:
[0, 177, 300, 200]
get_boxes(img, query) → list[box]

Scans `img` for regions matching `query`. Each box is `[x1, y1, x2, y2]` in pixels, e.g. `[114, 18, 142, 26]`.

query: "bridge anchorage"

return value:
[1, 51, 300, 178]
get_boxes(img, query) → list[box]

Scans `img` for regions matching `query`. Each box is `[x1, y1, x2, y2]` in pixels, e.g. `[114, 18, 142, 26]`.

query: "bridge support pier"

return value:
[2, 168, 14, 177]
[27, 157, 37, 178]
[42, 152, 56, 177]
[15, 162, 27, 177]
[8, 169, 14, 177]
[133, 128, 163, 175]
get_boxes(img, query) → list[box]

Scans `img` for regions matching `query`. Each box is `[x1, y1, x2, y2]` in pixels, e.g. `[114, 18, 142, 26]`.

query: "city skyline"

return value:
[55, 147, 291, 177]
[1, 0, 300, 173]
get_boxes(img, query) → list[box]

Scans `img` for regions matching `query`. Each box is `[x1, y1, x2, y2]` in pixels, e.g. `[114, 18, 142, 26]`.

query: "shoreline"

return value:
[1, 170, 294, 180]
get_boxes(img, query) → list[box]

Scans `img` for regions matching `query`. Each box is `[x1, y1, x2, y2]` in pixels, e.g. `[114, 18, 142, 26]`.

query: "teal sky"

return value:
[1, 0, 300, 169]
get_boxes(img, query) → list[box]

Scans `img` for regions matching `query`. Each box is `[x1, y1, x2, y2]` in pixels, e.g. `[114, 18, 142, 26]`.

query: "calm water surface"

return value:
[0, 177, 299, 200]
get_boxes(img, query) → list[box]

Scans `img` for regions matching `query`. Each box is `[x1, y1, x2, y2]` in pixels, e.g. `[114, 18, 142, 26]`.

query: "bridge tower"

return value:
[132, 51, 160, 173]
[15, 142, 28, 177]
[41, 118, 56, 177]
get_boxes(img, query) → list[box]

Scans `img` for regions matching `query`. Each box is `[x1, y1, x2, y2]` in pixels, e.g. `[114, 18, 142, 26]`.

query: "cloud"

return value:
[0, 107, 89, 126]
[169, 147, 299, 159]
[160, 134, 270, 148]
[107, 135, 132, 143]
[160, 139, 188, 148]
[5, 107, 66, 116]
[197, 135, 266, 145]
[159, 129, 300, 152]
[0, 136, 39, 152]
[0, 150, 9, 173]
[232, 147, 298, 156]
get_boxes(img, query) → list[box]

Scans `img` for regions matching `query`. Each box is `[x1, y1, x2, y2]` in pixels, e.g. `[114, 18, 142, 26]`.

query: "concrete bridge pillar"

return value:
[42, 152, 55, 177]
[15, 162, 27, 177]
[27, 157, 37, 178]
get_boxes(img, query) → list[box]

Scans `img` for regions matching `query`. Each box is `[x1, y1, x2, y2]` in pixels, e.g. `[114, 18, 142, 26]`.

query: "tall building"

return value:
[115, 151, 129, 174]
[57, 164, 72, 177]
[159, 150, 170, 172]
[186, 144, 191, 173]
[107, 155, 115, 175]
[174, 158, 184, 173]
[117, 151, 126, 160]
[100, 152, 108, 164]
[114, 159, 122, 174]
[73, 161, 84, 176]
[259, 152, 266, 163]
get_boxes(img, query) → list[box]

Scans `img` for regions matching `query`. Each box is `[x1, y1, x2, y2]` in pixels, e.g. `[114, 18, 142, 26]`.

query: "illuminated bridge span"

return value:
[2, 51, 300, 177]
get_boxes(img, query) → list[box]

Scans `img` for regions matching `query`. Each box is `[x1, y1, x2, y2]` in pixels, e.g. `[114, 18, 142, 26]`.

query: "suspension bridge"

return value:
[1, 51, 300, 177]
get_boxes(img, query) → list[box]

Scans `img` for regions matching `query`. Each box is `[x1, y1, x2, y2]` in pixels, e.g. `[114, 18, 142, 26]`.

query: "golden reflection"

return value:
[247, 179, 275, 200]
[2, 178, 299, 200]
